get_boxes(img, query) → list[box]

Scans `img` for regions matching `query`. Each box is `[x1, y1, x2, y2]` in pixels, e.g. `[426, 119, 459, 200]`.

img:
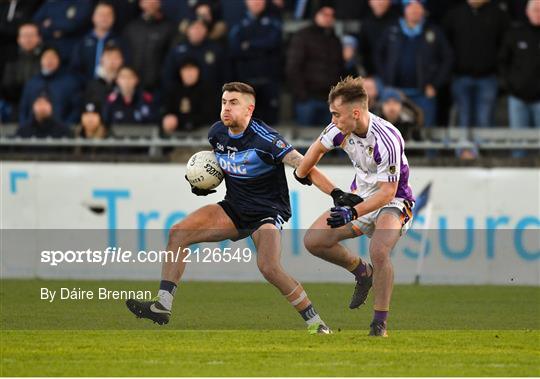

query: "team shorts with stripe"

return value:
[218, 200, 287, 241]
[350, 198, 414, 238]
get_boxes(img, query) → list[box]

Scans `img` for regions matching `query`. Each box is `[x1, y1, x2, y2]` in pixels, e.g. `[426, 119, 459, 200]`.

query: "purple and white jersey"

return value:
[319, 112, 415, 202]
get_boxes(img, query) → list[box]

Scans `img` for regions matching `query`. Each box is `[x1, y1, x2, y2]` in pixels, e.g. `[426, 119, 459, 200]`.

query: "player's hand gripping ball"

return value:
[185, 151, 224, 195]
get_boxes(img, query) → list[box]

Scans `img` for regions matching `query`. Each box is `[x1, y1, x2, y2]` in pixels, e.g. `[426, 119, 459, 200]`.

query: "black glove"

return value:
[185, 175, 216, 196]
[330, 188, 364, 207]
[327, 206, 358, 228]
[293, 169, 312, 186]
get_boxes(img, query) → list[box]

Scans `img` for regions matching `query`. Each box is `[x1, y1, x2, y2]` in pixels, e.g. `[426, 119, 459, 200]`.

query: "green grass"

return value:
[1, 280, 539, 376]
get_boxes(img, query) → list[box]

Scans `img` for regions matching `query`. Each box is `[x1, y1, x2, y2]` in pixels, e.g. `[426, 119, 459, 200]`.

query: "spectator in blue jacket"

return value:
[32, 0, 93, 63]
[375, 0, 453, 127]
[102, 66, 156, 126]
[162, 18, 225, 94]
[19, 47, 81, 126]
[16, 94, 71, 138]
[229, 0, 282, 124]
[70, 1, 123, 81]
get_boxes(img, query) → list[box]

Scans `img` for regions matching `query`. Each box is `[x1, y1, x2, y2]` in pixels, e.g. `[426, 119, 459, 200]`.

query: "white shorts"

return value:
[350, 198, 414, 238]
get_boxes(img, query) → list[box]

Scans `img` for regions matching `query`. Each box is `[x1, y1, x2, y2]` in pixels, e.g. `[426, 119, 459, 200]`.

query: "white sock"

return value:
[157, 289, 173, 311]
[306, 314, 323, 326]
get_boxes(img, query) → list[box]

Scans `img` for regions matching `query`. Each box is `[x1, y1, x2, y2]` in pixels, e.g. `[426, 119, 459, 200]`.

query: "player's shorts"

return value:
[350, 198, 414, 238]
[218, 200, 288, 241]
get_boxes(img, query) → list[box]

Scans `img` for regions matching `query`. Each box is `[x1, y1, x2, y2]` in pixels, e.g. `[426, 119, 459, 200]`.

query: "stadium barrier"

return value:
[1, 125, 539, 155]
[2, 162, 539, 285]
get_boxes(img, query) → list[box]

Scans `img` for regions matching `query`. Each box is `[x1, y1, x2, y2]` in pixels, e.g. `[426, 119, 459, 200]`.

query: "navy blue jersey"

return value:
[208, 119, 293, 219]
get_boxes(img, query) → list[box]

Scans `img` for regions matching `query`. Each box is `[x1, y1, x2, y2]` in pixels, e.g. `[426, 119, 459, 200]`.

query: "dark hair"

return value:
[34, 92, 51, 103]
[179, 58, 200, 70]
[95, 1, 115, 13]
[102, 44, 122, 55]
[188, 17, 209, 30]
[18, 22, 40, 33]
[40, 45, 61, 59]
[118, 65, 138, 77]
[328, 76, 368, 107]
[222, 82, 256, 97]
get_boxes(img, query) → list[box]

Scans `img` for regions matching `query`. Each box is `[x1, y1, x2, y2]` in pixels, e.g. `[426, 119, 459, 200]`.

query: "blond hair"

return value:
[328, 76, 368, 108]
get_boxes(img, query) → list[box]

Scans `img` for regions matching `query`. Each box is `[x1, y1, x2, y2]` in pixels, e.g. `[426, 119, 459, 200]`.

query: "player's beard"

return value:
[221, 116, 238, 129]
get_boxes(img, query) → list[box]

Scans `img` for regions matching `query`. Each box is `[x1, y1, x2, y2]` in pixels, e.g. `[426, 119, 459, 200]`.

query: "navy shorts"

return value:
[218, 200, 288, 241]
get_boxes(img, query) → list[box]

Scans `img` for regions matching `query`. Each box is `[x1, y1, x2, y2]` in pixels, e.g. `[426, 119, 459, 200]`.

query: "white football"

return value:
[186, 151, 224, 190]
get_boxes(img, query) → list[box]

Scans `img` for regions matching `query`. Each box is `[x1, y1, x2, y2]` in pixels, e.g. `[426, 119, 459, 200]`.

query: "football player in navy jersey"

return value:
[127, 82, 358, 334]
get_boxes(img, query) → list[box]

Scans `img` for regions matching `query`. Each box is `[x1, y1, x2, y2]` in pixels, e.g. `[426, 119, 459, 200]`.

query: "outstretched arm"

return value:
[282, 148, 335, 195]
[295, 140, 327, 178]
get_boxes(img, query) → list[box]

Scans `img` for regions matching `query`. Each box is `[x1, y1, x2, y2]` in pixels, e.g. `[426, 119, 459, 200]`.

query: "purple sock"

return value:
[373, 310, 388, 323]
[351, 261, 368, 281]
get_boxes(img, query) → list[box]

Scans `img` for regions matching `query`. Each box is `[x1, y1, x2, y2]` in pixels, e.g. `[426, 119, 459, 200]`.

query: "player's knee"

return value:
[257, 261, 282, 282]
[304, 231, 330, 256]
[369, 244, 391, 267]
[168, 222, 190, 245]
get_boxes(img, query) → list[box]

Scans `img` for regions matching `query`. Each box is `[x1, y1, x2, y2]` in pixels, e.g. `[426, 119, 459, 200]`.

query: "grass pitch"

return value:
[1, 280, 539, 376]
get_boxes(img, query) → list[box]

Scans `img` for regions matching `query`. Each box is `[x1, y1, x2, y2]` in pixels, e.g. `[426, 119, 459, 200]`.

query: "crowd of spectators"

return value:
[0, 0, 539, 142]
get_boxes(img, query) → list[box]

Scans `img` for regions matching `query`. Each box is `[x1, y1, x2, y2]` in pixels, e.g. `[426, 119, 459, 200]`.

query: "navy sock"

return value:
[299, 304, 319, 321]
[159, 280, 177, 295]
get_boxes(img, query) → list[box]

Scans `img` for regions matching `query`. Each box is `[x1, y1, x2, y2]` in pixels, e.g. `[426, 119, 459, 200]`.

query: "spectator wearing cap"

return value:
[161, 59, 216, 135]
[162, 18, 225, 94]
[1, 22, 43, 121]
[374, 87, 423, 140]
[19, 46, 81, 126]
[359, 0, 399, 76]
[342, 35, 365, 77]
[16, 94, 71, 138]
[122, 0, 175, 92]
[229, 0, 282, 124]
[32, 0, 93, 63]
[70, 1, 124, 81]
[499, 0, 540, 129]
[375, 0, 453, 127]
[76, 101, 109, 139]
[443, 0, 509, 128]
[102, 66, 157, 126]
[83, 45, 124, 109]
[286, 3, 343, 126]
